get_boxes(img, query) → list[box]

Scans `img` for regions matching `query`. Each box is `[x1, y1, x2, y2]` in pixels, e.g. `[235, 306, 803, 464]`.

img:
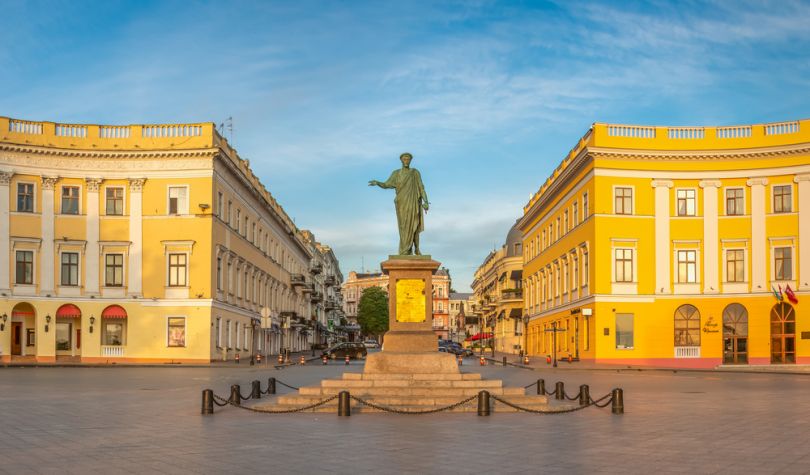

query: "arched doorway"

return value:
[11, 303, 36, 356]
[722, 303, 748, 364]
[55, 304, 82, 357]
[770, 303, 796, 364]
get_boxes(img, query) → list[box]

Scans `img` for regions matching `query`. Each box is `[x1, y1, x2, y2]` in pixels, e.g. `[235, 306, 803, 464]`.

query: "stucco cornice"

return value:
[0, 142, 219, 159]
[588, 142, 810, 161]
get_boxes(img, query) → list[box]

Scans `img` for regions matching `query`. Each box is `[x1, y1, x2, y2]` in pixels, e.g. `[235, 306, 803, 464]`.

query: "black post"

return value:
[267, 377, 276, 395]
[201, 389, 214, 415]
[555, 381, 565, 401]
[552, 322, 558, 368]
[611, 388, 624, 415]
[250, 380, 262, 399]
[502, 356, 507, 367]
[578, 384, 590, 406]
[536, 379, 546, 396]
[477, 390, 491, 416]
[229, 384, 242, 406]
[338, 391, 351, 416]
[250, 355, 255, 366]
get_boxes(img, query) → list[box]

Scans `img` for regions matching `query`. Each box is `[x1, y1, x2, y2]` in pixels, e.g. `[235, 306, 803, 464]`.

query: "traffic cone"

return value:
[235, 353, 240, 364]
[345, 355, 350, 365]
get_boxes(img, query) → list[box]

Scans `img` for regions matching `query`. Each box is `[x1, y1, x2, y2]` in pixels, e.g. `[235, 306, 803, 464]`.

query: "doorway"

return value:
[11, 322, 22, 355]
[722, 303, 748, 364]
[770, 303, 796, 364]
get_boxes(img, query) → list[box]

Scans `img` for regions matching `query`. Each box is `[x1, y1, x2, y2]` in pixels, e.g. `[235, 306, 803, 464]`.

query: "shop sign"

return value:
[702, 316, 719, 333]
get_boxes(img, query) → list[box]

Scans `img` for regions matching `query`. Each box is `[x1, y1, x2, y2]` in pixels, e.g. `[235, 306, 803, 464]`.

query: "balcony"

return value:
[290, 274, 306, 288]
[500, 289, 523, 302]
[101, 346, 125, 358]
[310, 260, 323, 274]
[325, 297, 340, 310]
[310, 291, 323, 303]
[324, 275, 337, 286]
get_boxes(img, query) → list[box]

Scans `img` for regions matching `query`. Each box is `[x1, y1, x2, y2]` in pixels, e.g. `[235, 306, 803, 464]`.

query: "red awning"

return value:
[465, 332, 493, 341]
[56, 304, 81, 318]
[102, 305, 127, 319]
[12, 310, 34, 317]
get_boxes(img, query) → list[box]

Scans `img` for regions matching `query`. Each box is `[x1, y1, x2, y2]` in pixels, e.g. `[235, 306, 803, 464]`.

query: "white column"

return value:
[128, 178, 145, 297]
[85, 178, 102, 295]
[652, 180, 673, 294]
[40, 176, 59, 295]
[796, 174, 810, 291]
[700, 180, 721, 294]
[748, 178, 768, 292]
[0, 171, 11, 292]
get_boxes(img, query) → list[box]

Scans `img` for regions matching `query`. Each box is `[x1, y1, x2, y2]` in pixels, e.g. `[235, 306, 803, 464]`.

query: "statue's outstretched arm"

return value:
[417, 170, 429, 210]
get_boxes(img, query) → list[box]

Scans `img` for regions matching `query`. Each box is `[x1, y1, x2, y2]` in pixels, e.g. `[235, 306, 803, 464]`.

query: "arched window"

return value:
[674, 304, 700, 347]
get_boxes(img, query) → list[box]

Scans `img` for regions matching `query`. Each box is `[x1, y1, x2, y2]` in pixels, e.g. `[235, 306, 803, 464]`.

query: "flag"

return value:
[772, 285, 783, 302]
[785, 285, 799, 305]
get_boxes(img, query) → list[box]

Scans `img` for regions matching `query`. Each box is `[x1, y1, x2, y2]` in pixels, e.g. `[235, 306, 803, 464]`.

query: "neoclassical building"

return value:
[520, 119, 809, 367]
[0, 116, 342, 363]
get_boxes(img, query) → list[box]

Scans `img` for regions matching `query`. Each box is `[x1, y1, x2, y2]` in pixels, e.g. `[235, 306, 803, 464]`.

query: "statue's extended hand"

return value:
[368, 180, 379, 187]
[422, 201, 430, 212]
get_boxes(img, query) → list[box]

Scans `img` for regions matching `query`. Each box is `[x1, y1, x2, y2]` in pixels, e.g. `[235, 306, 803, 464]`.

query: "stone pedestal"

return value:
[364, 256, 459, 374]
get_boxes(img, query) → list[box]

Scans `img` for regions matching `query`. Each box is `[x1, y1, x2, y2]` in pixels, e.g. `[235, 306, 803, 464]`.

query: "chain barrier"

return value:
[589, 395, 614, 408]
[275, 380, 300, 391]
[563, 392, 580, 401]
[350, 395, 478, 415]
[212, 393, 339, 414]
[490, 393, 612, 414]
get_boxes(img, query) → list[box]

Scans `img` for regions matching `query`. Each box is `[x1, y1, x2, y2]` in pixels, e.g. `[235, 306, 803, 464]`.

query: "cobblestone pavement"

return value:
[1, 356, 809, 474]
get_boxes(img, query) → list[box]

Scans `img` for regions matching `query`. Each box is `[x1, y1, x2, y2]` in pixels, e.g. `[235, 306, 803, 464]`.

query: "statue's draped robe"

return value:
[380, 168, 427, 255]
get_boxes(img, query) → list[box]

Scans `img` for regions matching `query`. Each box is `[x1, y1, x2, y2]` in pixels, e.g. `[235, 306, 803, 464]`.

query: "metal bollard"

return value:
[536, 379, 546, 396]
[502, 356, 507, 366]
[611, 388, 624, 415]
[201, 389, 214, 415]
[578, 384, 590, 406]
[477, 390, 491, 416]
[229, 384, 242, 406]
[250, 355, 255, 366]
[555, 381, 565, 401]
[338, 391, 351, 416]
[267, 377, 276, 395]
[250, 380, 262, 399]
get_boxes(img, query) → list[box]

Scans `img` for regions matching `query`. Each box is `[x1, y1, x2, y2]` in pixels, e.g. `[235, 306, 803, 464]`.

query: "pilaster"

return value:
[796, 174, 810, 291]
[0, 171, 11, 293]
[699, 180, 721, 293]
[747, 178, 768, 292]
[40, 176, 59, 295]
[85, 178, 103, 295]
[652, 180, 673, 294]
[127, 178, 145, 297]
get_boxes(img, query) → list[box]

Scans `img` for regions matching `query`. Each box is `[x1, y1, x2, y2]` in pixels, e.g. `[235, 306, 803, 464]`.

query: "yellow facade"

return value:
[0, 116, 341, 364]
[520, 119, 809, 367]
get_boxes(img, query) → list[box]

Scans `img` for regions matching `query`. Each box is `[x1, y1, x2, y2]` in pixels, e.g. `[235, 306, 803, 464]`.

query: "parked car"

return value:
[439, 340, 473, 357]
[322, 342, 368, 360]
[363, 340, 380, 349]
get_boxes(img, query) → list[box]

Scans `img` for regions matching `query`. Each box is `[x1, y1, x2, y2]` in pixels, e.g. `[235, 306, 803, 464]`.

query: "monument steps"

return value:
[342, 372, 482, 381]
[262, 397, 552, 414]
[320, 378, 503, 389]
[275, 394, 547, 406]
[297, 386, 526, 397]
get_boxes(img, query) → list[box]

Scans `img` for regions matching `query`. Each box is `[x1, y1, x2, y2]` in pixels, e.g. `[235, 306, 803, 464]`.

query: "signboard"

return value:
[396, 278, 426, 323]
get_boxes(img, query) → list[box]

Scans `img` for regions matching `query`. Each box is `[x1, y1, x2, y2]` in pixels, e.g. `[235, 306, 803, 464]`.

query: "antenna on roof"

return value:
[218, 116, 234, 143]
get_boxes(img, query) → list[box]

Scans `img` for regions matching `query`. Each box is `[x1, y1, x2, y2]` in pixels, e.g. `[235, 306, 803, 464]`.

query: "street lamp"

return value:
[45, 314, 51, 333]
[0, 313, 7, 331]
[89, 315, 95, 334]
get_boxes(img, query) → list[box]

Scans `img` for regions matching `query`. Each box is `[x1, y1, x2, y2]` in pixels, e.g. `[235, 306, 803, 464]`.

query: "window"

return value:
[217, 192, 224, 218]
[614, 187, 632, 215]
[251, 223, 256, 243]
[676, 189, 696, 216]
[227, 320, 232, 348]
[556, 217, 560, 241]
[676, 250, 697, 283]
[774, 247, 793, 280]
[572, 257, 579, 290]
[726, 249, 745, 283]
[168, 186, 188, 215]
[674, 304, 700, 347]
[726, 188, 744, 216]
[216, 257, 222, 290]
[582, 192, 589, 219]
[773, 185, 792, 213]
[244, 327, 250, 350]
[16, 250, 33, 284]
[582, 251, 589, 287]
[105, 254, 124, 287]
[103, 321, 124, 346]
[563, 210, 569, 234]
[541, 230, 546, 250]
[168, 253, 188, 287]
[562, 261, 569, 294]
[61, 252, 79, 286]
[17, 183, 34, 212]
[614, 249, 633, 282]
[236, 322, 242, 349]
[236, 209, 241, 232]
[615, 313, 633, 349]
[167, 317, 186, 347]
[227, 200, 232, 225]
[572, 201, 578, 227]
[244, 217, 249, 237]
[61, 186, 80, 214]
[105, 187, 124, 215]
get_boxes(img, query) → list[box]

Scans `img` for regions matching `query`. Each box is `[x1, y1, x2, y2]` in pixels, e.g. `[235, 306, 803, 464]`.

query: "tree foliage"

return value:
[357, 286, 389, 337]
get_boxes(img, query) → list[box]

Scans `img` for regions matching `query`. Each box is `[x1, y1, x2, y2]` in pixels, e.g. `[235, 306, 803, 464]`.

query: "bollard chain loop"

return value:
[490, 393, 611, 414]
[349, 395, 477, 414]
[275, 380, 300, 391]
[212, 393, 339, 414]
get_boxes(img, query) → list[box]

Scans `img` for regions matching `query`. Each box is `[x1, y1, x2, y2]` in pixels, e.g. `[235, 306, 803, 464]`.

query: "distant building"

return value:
[449, 292, 473, 343]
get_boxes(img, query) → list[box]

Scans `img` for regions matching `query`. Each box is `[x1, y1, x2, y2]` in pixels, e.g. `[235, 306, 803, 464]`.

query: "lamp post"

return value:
[45, 314, 51, 333]
[544, 321, 565, 368]
[0, 313, 7, 331]
[89, 315, 95, 334]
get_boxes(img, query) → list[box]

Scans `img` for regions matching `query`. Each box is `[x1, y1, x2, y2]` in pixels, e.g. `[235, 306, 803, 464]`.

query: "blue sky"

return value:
[2, 0, 809, 290]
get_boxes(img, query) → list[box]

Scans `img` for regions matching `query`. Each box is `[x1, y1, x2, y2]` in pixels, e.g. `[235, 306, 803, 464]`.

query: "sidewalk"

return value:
[479, 351, 810, 375]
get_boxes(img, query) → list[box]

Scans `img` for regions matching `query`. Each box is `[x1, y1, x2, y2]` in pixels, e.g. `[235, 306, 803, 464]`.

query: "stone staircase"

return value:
[255, 371, 551, 413]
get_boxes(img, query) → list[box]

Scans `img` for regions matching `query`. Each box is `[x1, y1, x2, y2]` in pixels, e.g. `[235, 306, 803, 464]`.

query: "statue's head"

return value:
[400, 153, 413, 168]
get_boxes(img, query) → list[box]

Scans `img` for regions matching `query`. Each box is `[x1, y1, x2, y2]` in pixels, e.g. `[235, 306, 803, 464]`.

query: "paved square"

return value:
[1, 359, 809, 474]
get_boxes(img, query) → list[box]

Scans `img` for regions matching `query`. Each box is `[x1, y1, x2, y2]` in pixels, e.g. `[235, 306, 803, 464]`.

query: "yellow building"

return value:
[520, 119, 809, 367]
[471, 223, 524, 355]
[0, 116, 342, 364]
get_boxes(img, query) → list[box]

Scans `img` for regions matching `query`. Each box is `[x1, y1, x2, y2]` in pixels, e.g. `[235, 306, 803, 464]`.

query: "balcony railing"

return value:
[310, 291, 323, 303]
[674, 346, 701, 358]
[290, 274, 306, 287]
[310, 261, 323, 274]
[324, 275, 337, 286]
[101, 346, 125, 357]
[500, 289, 523, 301]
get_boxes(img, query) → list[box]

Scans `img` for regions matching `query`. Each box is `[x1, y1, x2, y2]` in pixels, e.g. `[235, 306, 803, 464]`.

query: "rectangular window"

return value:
[615, 313, 634, 349]
[677, 250, 697, 283]
[563, 210, 569, 234]
[217, 192, 224, 218]
[774, 247, 793, 280]
[676, 189, 696, 216]
[572, 257, 579, 290]
[773, 185, 792, 213]
[15, 250, 33, 284]
[216, 257, 222, 290]
[105, 254, 124, 287]
[61, 252, 79, 286]
[726, 249, 745, 283]
[556, 217, 560, 241]
[236, 322, 241, 350]
[614, 249, 633, 282]
[17, 183, 34, 212]
[244, 327, 250, 350]
[167, 317, 186, 347]
[61, 186, 80, 215]
[582, 192, 589, 219]
[582, 251, 589, 287]
[572, 202, 578, 227]
[216, 317, 222, 348]
[614, 187, 632, 215]
[103, 322, 124, 346]
[227, 200, 232, 225]
[236, 209, 241, 232]
[168, 186, 188, 215]
[726, 188, 744, 216]
[106, 187, 124, 215]
[227, 320, 232, 348]
[168, 253, 188, 287]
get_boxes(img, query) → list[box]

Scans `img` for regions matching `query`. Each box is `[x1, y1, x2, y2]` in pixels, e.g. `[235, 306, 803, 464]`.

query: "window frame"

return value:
[60, 251, 80, 287]
[772, 184, 793, 214]
[613, 186, 633, 215]
[167, 253, 189, 287]
[167, 316, 187, 348]
[675, 188, 697, 217]
[725, 249, 745, 283]
[674, 304, 701, 347]
[725, 187, 745, 216]
[613, 248, 634, 283]
[167, 185, 189, 215]
[773, 246, 793, 281]
[104, 253, 125, 287]
[16, 181, 35, 213]
[615, 313, 634, 349]
[676, 249, 698, 284]
[15, 250, 34, 285]
[60, 185, 81, 215]
[105, 186, 125, 216]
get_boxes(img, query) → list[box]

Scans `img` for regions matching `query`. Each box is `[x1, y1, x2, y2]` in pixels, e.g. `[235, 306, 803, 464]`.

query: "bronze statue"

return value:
[369, 153, 429, 255]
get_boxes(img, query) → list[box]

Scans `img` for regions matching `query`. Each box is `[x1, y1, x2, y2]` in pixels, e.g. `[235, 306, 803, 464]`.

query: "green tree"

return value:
[357, 286, 389, 338]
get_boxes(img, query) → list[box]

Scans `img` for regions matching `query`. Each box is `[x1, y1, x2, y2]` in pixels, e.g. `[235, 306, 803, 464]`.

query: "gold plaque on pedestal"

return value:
[395, 278, 425, 323]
